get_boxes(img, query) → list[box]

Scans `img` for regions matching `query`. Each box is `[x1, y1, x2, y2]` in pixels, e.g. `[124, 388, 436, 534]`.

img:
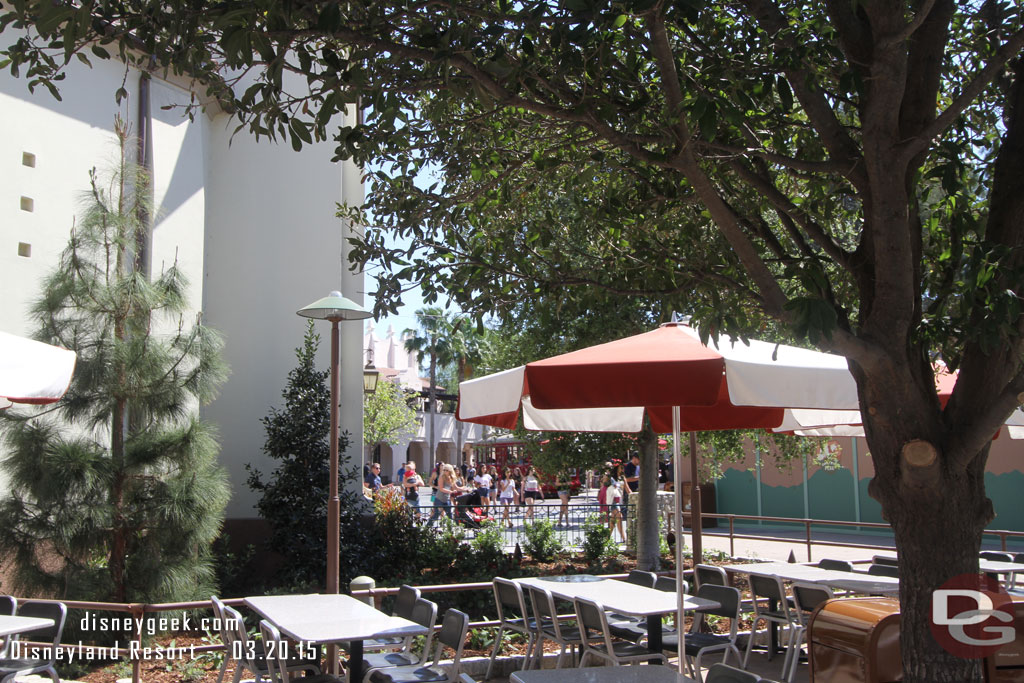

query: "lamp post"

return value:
[297, 291, 372, 596]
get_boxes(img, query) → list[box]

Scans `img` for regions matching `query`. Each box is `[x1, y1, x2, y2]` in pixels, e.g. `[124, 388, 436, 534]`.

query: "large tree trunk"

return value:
[861, 367, 994, 682]
[635, 429, 661, 571]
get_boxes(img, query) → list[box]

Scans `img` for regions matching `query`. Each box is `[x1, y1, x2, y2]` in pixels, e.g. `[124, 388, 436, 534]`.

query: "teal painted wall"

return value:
[716, 467, 1024, 532]
[716, 468, 759, 517]
[986, 471, 1024, 532]
[808, 467, 856, 521]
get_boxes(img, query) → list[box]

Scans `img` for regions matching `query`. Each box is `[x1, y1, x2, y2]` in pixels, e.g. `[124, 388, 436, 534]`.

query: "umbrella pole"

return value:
[690, 431, 703, 564]
[672, 407, 685, 675]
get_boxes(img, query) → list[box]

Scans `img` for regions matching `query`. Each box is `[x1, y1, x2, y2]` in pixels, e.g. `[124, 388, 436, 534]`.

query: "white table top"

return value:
[244, 594, 428, 645]
[0, 615, 54, 638]
[515, 576, 718, 616]
[722, 562, 900, 593]
[512, 665, 696, 683]
[980, 559, 1024, 574]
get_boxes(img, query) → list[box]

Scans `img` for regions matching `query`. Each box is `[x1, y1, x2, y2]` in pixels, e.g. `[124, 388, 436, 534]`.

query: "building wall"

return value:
[1, 61, 366, 522]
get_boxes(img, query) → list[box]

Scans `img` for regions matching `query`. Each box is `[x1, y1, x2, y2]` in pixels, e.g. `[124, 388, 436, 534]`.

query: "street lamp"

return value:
[363, 341, 380, 395]
[297, 291, 372, 596]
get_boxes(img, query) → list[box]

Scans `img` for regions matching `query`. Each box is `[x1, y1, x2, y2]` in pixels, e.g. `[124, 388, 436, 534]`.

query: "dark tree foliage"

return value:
[246, 323, 363, 589]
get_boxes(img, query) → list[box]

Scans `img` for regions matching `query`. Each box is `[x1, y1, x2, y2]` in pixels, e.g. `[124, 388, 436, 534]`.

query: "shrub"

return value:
[471, 522, 505, 563]
[581, 515, 618, 565]
[521, 520, 562, 562]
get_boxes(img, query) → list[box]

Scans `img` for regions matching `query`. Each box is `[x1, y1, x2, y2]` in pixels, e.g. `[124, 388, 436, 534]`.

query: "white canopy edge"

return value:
[0, 331, 77, 405]
[778, 407, 1024, 440]
[457, 365, 526, 420]
[679, 326, 860, 410]
[521, 396, 645, 432]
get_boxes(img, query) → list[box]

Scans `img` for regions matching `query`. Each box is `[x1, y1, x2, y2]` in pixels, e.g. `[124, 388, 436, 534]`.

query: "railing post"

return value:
[729, 515, 735, 558]
[1001, 532, 1008, 552]
[805, 520, 812, 562]
[351, 577, 377, 607]
[130, 604, 144, 683]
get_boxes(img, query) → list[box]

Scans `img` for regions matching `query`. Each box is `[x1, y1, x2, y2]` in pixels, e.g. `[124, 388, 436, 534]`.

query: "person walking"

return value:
[521, 467, 542, 521]
[403, 461, 424, 511]
[428, 464, 458, 525]
[473, 466, 492, 515]
[607, 476, 626, 542]
[499, 467, 518, 527]
[555, 471, 572, 528]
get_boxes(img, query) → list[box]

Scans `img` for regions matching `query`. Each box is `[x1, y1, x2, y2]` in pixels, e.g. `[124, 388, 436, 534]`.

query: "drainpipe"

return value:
[755, 439, 763, 525]
[135, 68, 153, 279]
[851, 438, 861, 525]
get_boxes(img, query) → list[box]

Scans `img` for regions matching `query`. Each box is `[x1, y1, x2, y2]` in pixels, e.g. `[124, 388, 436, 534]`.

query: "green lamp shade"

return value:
[297, 291, 373, 321]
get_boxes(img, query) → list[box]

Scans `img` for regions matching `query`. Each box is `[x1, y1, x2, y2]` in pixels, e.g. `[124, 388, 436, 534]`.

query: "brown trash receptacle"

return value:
[809, 597, 902, 683]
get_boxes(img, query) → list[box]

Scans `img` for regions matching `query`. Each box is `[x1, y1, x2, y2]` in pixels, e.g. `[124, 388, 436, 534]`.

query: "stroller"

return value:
[453, 490, 492, 528]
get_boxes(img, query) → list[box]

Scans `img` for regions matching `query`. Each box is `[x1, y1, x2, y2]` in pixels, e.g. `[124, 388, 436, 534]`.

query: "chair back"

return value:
[706, 662, 761, 683]
[695, 564, 728, 587]
[655, 576, 684, 593]
[692, 585, 741, 626]
[259, 620, 288, 683]
[573, 597, 616, 653]
[626, 570, 656, 588]
[0, 596, 15, 616]
[220, 602, 257, 669]
[431, 609, 469, 672]
[791, 583, 833, 627]
[393, 584, 421, 619]
[492, 578, 528, 623]
[749, 574, 786, 602]
[1014, 553, 1024, 565]
[210, 596, 237, 656]
[526, 585, 564, 638]
[872, 555, 899, 567]
[409, 598, 439, 663]
[981, 551, 1013, 562]
[868, 563, 899, 578]
[818, 558, 853, 572]
[16, 601, 67, 653]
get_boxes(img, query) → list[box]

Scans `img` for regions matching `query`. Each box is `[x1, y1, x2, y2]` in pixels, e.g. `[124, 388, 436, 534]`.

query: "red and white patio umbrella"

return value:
[0, 331, 77, 409]
[775, 370, 1024, 438]
[458, 321, 861, 668]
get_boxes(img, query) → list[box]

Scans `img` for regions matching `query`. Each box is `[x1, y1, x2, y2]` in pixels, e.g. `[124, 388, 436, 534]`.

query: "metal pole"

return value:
[327, 319, 341, 674]
[429, 332, 436, 470]
[689, 431, 703, 564]
[672, 408, 686, 676]
[755, 438, 763, 525]
[328, 319, 340, 594]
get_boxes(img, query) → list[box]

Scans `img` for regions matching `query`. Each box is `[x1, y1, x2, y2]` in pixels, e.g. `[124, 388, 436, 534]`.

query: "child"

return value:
[499, 467, 517, 527]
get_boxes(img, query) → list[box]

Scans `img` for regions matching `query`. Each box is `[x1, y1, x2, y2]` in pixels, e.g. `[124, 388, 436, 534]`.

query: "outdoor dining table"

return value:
[511, 665, 697, 683]
[720, 561, 900, 593]
[0, 615, 55, 638]
[514, 575, 720, 659]
[244, 593, 428, 679]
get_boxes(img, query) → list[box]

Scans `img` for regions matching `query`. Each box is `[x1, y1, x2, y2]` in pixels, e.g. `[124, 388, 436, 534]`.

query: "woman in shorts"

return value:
[488, 465, 499, 508]
[521, 467, 542, 520]
[555, 471, 572, 528]
[498, 467, 517, 527]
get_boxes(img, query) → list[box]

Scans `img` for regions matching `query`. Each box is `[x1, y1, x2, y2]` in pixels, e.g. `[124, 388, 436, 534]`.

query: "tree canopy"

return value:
[5, 1, 1024, 678]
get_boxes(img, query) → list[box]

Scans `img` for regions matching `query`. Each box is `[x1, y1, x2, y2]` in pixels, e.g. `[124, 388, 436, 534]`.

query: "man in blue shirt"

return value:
[364, 462, 383, 493]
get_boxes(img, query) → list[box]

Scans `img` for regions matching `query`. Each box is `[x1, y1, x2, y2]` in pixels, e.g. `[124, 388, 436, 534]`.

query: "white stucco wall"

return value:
[1, 61, 367, 521]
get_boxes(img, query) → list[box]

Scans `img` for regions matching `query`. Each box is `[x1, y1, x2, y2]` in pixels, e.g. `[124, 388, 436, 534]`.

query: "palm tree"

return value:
[404, 308, 486, 467]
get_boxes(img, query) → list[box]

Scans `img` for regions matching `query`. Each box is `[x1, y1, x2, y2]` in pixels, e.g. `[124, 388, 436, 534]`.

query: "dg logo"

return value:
[931, 573, 1016, 658]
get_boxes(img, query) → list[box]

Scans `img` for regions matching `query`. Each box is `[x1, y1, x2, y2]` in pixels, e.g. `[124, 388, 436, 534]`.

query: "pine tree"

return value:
[0, 118, 229, 603]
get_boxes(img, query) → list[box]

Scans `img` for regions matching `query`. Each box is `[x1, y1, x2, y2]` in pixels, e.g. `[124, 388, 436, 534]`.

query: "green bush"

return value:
[471, 522, 505, 563]
[581, 515, 617, 564]
[521, 520, 562, 562]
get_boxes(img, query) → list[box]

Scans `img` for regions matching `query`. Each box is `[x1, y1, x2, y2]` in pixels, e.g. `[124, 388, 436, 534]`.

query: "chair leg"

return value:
[216, 657, 230, 683]
[231, 663, 245, 683]
[579, 649, 592, 668]
[485, 624, 506, 680]
[45, 668, 59, 683]
[555, 643, 567, 668]
[786, 627, 806, 683]
[742, 615, 762, 669]
[528, 633, 545, 670]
